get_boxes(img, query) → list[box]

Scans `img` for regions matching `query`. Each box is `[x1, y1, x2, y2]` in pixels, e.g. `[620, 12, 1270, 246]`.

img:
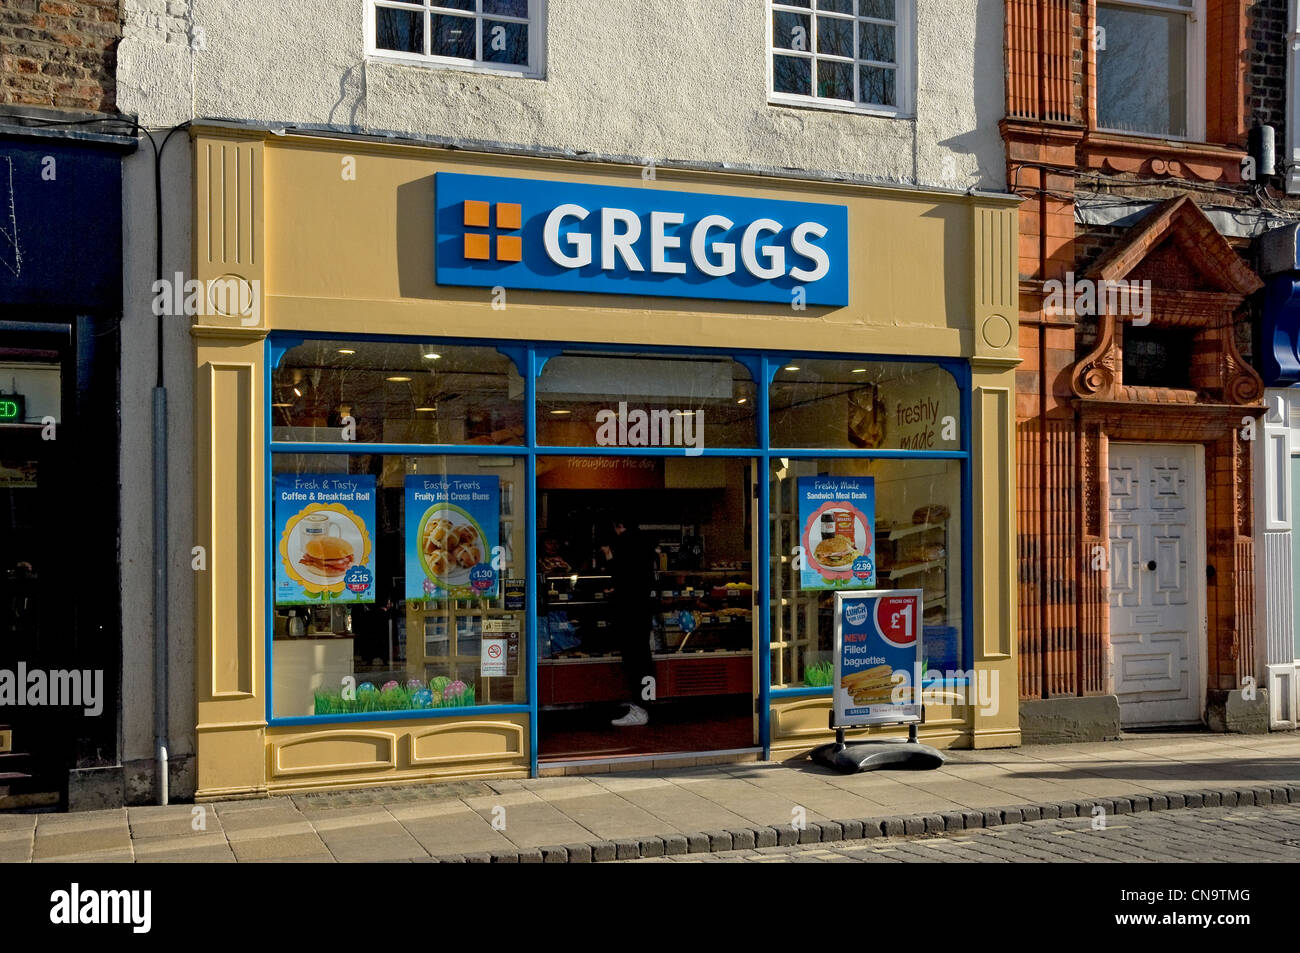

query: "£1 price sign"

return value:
[832, 589, 924, 728]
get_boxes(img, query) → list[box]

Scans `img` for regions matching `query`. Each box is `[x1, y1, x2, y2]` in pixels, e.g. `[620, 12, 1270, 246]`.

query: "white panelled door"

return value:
[1108, 444, 1202, 726]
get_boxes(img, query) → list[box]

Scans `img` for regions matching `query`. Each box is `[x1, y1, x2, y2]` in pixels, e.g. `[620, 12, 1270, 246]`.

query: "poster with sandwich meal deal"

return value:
[833, 589, 923, 727]
[275, 474, 376, 605]
[405, 475, 500, 601]
[798, 476, 875, 590]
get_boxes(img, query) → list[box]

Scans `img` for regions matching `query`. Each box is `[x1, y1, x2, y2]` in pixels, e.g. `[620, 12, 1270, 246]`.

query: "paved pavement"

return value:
[633, 802, 1300, 862]
[2, 731, 1300, 862]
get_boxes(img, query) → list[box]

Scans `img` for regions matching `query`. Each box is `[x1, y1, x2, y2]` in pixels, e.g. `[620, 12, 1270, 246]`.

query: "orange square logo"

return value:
[496, 235, 523, 262]
[463, 200, 490, 228]
[463, 232, 491, 260]
[496, 202, 522, 230]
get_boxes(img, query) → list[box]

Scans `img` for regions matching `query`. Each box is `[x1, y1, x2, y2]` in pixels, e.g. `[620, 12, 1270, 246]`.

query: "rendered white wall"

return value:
[117, 0, 1007, 192]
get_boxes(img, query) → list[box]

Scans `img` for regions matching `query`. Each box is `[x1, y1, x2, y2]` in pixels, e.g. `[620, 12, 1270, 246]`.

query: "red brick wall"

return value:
[0, 0, 121, 113]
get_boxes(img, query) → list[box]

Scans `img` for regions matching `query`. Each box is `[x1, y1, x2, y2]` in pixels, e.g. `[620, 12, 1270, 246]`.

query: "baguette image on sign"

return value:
[833, 589, 923, 727]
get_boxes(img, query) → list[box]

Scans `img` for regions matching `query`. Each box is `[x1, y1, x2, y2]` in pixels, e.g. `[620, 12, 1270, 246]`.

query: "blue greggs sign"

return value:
[435, 172, 849, 306]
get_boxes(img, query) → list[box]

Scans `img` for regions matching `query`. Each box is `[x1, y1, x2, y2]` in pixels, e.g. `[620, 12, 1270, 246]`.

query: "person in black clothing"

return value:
[601, 517, 655, 727]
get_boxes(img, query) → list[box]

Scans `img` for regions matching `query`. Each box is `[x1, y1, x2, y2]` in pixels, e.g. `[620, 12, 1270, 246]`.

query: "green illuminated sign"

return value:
[0, 394, 25, 422]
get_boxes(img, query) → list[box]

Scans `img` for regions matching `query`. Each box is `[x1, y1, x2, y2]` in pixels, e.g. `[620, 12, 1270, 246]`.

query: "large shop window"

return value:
[270, 452, 526, 718]
[267, 338, 969, 723]
[768, 359, 965, 691]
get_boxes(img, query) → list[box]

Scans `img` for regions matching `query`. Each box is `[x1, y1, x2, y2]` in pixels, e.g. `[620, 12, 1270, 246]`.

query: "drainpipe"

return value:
[143, 122, 190, 806]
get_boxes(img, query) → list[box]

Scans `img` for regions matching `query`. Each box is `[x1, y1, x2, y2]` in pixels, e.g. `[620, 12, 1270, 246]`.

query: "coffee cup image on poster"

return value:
[833, 589, 923, 727]
[798, 476, 875, 590]
[405, 475, 500, 600]
[275, 475, 376, 605]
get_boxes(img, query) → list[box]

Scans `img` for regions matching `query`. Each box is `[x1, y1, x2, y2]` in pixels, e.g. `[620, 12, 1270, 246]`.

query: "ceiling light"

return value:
[736, 398, 748, 404]
[851, 368, 867, 373]
[784, 365, 799, 372]
[415, 407, 436, 413]
[292, 387, 302, 397]
[550, 409, 571, 415]
[387, 376, 412, 382]
[423, 352, 441, 360]
[272, 402, 292, 408]
[337, 348, 355, 355]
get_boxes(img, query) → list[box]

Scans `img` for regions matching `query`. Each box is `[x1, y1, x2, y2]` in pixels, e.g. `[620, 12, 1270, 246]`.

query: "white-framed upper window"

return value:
[367, 0, 544, 77]
[768, 0, 914, 117]
[1095, 0, 1205, 140]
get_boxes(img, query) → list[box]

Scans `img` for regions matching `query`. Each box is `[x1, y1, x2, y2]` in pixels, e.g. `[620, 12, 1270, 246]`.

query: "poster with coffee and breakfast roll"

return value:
[833, 589, 923, 728]
[797, 476, 875, 590]
[275, 475, 376, 605]
[405, 475, 500, 601]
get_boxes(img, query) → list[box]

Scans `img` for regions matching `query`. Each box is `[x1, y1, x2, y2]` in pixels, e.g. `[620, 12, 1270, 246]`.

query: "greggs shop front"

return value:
[190, 125, 1022, 799]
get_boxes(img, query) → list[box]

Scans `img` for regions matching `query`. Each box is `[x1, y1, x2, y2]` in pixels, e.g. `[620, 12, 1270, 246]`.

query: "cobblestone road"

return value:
[633, 803, 1300, 862]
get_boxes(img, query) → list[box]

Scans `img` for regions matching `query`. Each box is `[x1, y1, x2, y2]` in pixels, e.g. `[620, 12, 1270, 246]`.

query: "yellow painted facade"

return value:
[189, 125, 1021, 799]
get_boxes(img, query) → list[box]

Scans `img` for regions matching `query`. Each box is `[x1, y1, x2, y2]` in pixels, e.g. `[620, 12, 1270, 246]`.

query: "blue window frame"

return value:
[265, 333, 972, 773]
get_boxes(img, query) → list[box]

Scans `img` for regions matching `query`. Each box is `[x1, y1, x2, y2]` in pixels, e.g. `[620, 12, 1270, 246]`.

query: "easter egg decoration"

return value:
[445, 680, 468, 700]
[412, 688, 434, 708]
[358, 682, 377, 694]
[406, 678, 425, 690]
[430, 675, 452, 693]
[380, 680, 400, 692]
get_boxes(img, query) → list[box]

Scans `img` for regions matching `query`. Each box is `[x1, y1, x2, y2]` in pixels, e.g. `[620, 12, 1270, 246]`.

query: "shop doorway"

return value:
[536, 455, 758, 762]
[1107, 443, 1206, 727]
[0, 350, 67, 807]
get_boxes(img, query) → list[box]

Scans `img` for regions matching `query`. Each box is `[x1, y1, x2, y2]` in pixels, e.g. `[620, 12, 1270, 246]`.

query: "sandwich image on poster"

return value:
[275, 474, 376, 604]
[833, 589, 923, 728]
[406, 475, 500, 601]
[797, 476, 875, 590]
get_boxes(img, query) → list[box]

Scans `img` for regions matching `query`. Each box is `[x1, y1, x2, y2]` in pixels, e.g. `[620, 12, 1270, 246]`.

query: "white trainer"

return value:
[611, 704, 649, 727]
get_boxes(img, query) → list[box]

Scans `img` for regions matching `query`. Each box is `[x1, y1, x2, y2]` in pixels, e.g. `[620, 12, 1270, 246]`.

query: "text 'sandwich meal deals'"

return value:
[300, 535, 356, 579]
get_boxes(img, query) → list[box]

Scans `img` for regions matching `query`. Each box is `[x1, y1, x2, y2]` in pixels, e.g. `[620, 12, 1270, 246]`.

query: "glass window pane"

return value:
[773, 10, 812, 52]
[483, 0, 528, 15]
[432, 0, 475, 10]
[431, 12, 476, 59]
[816, 58, 853, 100]
[859, 64, 896, 106]
[483, 19, 528, 65]
[375, 7, 423, 53]
[773, 54, 812, 95]
[271, 452, 527, 718]
[271, 340, 525, 446]
[769, 457, 964, 689]
[816, 14, 853, 57]
[537, 352, 757, 449]
[1096, 4, 1189, 138]
[859, 0, 895, 19]
[858, 21, 894, 63]
[770, 359, 959, 450]
[818, 0, 854, 14]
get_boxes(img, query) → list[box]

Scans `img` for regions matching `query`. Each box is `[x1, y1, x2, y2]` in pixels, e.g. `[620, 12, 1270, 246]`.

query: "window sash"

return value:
[369, 0, 539, 75]
[1095, 0, 1203, 141]
[768, 0, 910, 115]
